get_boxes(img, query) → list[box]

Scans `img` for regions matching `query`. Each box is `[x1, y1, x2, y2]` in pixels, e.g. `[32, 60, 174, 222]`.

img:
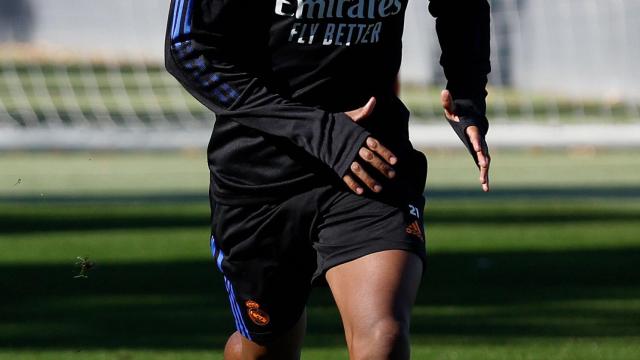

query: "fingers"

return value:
[476, 146, 490, 192]
[345, 97, 377, 122]
[343, 136, 398, 195]
[440, 89, 459, 122]
[466, 126, 491, 192]
[342, 174, 364, 195]
[358, 147, 396, 179]
[349, 161, 382, 193]
[479, 153, 491, 192]
[366, 137, 397, 165]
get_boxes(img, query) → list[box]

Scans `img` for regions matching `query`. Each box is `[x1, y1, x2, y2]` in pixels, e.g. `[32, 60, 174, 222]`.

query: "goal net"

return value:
[1, 0, 639, 149]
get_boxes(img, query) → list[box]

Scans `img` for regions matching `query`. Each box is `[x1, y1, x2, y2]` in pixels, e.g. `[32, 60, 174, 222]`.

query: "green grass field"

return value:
[2, 149, 640, 359]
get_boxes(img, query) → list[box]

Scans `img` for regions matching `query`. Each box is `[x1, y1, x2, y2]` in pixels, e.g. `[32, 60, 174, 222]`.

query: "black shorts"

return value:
[209, 185, 427, 344]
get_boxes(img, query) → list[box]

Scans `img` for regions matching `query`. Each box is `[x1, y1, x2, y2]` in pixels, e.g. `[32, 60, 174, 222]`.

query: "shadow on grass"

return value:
[1, 191, 639, 234]
[427, 186, 640, 200]
[3, 186, 640, 205]
[2, 247, 640, 349]
[1, 194, 639, 350]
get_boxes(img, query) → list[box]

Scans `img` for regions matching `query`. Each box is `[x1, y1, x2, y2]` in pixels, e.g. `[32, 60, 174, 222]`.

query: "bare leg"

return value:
[223, 309, 307, 360]
[224, 331, 243, 359]
[326, 250, 422, 360]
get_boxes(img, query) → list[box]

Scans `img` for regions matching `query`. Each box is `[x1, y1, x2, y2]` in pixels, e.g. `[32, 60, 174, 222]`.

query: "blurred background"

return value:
[1, 0, 639, 359]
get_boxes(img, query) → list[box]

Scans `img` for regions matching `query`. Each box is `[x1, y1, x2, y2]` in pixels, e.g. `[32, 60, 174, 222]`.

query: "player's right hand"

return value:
[343, 97, 397, 195]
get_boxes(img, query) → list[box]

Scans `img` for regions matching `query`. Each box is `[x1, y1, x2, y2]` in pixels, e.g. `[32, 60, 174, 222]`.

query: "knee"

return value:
[224, 331, 243, 360]
[372, 318, 407, 350]
[351, 317, 410, 360]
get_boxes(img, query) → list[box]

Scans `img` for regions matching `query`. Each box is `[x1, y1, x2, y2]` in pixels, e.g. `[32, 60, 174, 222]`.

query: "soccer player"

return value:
[165, 0, 490, 358]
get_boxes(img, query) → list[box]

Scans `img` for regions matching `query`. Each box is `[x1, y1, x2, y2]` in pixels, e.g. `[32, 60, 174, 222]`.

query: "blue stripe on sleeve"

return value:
[172, 0, 186, 39]
[170, 40, 241, 109]
[170, 0, 181, 39]
[183, 0, 194, 35]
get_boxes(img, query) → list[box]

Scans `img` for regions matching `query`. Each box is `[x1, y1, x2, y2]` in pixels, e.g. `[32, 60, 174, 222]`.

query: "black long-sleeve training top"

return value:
[165, 0, 490, 205]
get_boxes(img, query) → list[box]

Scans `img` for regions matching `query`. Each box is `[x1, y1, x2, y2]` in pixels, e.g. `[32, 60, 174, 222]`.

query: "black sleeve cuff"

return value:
[330, 112, 372, 178]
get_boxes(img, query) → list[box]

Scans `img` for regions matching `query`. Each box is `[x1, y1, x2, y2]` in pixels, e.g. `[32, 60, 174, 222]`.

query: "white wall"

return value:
[399, 0, 437, 85]
[512, 0, 640, 100]
[5, 0, 170, 59]
[2, 0, 639, 99]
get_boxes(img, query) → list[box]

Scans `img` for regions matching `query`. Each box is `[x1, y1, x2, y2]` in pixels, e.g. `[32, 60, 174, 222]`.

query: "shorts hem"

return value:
[239, 306, 306, 345]
[312, 240, 427, 285]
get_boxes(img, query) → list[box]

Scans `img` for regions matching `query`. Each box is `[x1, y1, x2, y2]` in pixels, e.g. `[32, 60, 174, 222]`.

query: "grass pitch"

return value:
[1, 150, 640, 359]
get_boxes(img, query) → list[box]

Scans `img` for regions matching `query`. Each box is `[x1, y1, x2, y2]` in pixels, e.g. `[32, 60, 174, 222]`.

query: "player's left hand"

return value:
[441, 90, 491, 192]
[342, 97, 398, 195]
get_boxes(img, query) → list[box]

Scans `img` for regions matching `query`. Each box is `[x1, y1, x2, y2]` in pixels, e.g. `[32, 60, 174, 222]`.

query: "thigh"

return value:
[325, 249, 422, 336]
[316, 191, 427, 352]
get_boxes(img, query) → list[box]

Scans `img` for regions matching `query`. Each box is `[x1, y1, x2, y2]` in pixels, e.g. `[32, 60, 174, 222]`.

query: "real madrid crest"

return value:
[245, 300, 270, 326]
